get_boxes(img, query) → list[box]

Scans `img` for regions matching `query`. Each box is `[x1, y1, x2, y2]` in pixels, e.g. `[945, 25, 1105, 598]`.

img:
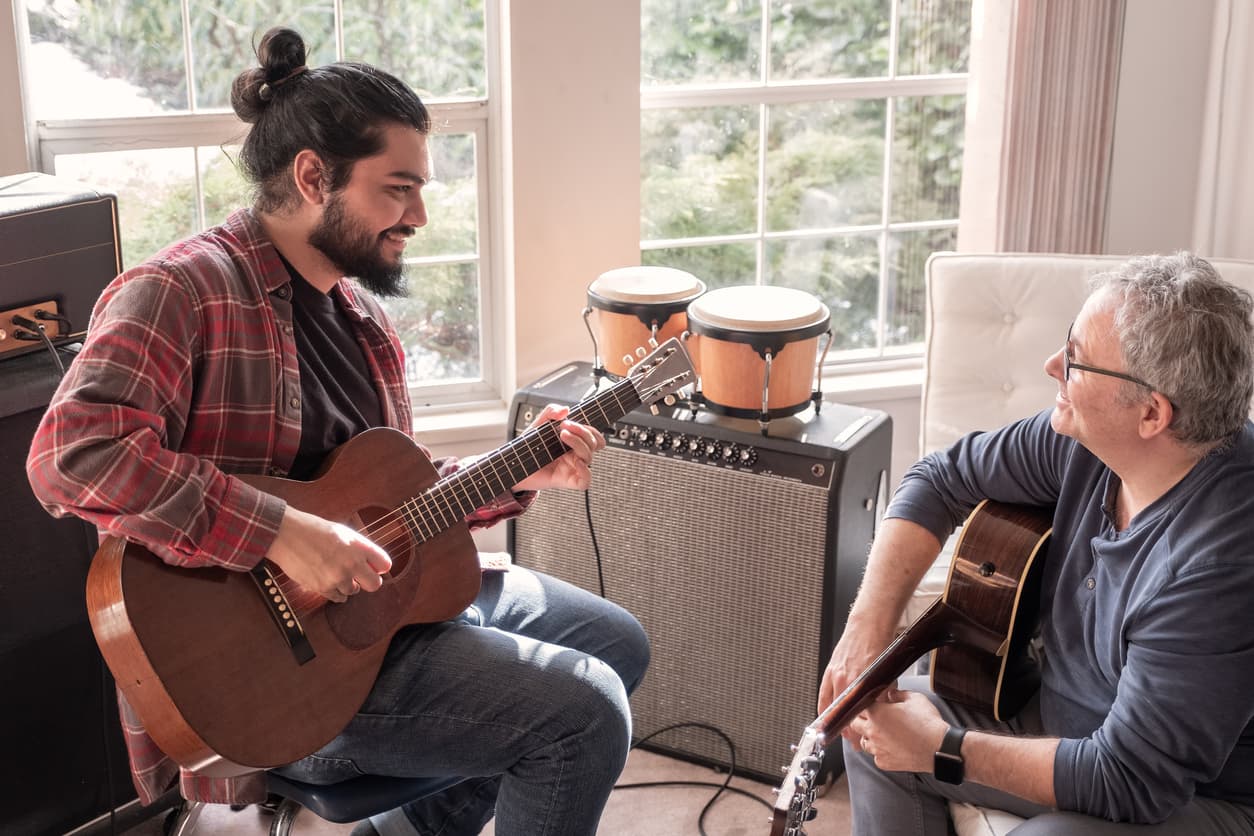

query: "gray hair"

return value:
[1091, 252, 1254, 446]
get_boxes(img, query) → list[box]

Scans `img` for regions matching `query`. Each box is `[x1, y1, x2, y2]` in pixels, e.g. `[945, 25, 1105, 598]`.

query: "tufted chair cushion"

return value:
[914, 252, 1254, 835]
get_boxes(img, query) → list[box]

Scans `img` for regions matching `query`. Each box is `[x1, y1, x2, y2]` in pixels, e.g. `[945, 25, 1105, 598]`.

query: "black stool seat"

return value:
[264, 772, 459, 834]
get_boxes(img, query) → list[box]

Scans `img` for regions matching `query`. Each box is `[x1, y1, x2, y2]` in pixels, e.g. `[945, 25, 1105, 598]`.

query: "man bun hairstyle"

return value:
[230, 26, 431, 214]
[1093, 252, 1254, 447]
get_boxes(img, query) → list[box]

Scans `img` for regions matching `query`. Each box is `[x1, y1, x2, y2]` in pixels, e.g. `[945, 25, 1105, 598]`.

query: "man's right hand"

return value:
[264, 505, 393, 603]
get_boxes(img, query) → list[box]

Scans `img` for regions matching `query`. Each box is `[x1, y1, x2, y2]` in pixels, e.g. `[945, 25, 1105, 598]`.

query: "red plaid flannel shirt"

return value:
[26, 209, 531, 806]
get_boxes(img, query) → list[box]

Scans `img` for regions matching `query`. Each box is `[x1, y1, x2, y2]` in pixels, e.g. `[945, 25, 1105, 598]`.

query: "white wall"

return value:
[1104, 0, 1217, 255]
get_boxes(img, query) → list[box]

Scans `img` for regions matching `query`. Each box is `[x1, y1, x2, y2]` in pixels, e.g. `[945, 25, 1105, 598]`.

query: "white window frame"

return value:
[640, 2, 969, 371]
[14, 0, 505, 410]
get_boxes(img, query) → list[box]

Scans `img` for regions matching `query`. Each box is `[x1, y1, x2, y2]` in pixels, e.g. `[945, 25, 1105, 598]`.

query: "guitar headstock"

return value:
[625, 337, 695, 408]
[769, 724, 825, 836]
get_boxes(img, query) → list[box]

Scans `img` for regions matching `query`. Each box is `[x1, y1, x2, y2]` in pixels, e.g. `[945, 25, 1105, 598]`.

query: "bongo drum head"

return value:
[589, 266, 706, 307]
[687, 285, 830, 345]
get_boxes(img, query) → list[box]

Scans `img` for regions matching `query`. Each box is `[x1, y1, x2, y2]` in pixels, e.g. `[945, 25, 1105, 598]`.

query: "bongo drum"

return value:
[685, 285, 831, 420]
[583, 266, 706, 377]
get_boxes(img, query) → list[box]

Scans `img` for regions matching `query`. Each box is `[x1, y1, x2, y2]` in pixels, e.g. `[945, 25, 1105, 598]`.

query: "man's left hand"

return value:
[512, 404, 605, 492]
[847, 688, 949, 774]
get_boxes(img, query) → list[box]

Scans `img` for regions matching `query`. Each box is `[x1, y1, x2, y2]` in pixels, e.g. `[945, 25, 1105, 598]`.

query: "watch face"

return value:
[934, 750, 964, 785]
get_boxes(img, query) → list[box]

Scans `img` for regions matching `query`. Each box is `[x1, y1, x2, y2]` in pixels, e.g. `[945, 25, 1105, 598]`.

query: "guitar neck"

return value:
[814, 599, 955, 737]
[400, 377, 643, 539]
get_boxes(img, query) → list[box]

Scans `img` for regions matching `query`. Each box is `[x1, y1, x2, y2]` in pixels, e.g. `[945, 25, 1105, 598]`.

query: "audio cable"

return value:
[11, 311, 67, 374]
[615, 722, 773, 836]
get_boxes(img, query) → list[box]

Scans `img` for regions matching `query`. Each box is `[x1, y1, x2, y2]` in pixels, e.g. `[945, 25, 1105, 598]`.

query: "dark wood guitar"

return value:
[86, 339, 694, 778]
[769, 499, 1053, 836]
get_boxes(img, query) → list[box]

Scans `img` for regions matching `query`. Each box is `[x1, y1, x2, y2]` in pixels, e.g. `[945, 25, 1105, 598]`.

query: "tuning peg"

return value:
[636, 346, 647, 358]
[647, 337, 658, 348]
[621, 353, 633, 368]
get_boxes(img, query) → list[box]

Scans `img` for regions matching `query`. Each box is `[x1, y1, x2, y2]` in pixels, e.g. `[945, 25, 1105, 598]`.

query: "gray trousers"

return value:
[844, 675, 1254, 836]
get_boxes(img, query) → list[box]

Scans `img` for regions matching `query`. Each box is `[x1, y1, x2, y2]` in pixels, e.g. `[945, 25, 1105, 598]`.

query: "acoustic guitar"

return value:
[86, 338, 694, 777]
[769, 499, 1052, 836]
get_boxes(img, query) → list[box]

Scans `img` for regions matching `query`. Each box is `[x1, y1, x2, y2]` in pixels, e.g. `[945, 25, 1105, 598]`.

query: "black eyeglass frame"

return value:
[1063, 322, 1156, 390]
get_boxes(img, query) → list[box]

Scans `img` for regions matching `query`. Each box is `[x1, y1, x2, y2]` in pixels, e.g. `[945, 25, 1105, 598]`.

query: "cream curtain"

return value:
[958, 0, 1126, 253]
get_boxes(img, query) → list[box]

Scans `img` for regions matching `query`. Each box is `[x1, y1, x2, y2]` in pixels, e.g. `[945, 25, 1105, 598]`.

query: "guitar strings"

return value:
[318, 381, 635, 563]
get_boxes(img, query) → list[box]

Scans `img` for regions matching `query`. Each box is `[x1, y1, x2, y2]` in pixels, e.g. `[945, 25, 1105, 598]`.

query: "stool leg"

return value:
[164, 801, 205, 836]
[269, 798, 303, 836]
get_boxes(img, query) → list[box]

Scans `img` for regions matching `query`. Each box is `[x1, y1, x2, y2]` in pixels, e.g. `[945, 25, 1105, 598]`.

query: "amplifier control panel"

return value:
[510, 363, 890, 491]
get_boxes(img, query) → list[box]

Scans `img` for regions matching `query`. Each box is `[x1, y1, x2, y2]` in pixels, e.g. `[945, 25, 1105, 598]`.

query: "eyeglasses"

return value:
[1063, 322, 1155, 389]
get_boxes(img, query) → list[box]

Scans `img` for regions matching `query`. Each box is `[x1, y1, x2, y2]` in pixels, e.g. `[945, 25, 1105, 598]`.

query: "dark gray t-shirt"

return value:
[889, 409, 1254, 823]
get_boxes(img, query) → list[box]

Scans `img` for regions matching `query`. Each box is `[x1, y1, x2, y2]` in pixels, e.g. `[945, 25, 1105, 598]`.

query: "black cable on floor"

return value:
[615, 722, 772, 836]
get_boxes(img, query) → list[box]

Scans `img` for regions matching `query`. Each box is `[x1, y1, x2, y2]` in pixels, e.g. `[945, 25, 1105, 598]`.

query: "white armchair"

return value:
[913, 251, 1254, 835]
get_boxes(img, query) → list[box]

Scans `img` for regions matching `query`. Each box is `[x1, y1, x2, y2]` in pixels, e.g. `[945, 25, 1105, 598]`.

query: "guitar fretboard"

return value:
[399, 376, 643, 543]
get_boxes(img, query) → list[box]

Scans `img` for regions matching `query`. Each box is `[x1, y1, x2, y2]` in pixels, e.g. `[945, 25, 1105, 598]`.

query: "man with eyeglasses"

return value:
[820, 252, 1254, 834]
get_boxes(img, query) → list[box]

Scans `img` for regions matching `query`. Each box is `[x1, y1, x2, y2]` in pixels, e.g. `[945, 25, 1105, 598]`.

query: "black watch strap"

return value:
[933, 725, 967, 785]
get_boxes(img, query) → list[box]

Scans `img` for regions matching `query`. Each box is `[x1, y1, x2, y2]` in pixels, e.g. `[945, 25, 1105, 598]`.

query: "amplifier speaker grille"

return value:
[508, 362, 892, 781]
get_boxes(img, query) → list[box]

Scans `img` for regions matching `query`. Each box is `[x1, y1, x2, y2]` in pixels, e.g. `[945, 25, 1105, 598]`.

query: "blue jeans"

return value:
[273, 565, 651, 836]
[845, 676, 1254, 836]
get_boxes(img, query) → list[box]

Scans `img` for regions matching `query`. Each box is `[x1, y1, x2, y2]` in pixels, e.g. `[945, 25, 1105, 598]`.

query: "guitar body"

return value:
[930, 499, 1052, 720]
[86, 428, 481, 776]
[84, 338, 697, 778]
[769, 499, 1053, 835]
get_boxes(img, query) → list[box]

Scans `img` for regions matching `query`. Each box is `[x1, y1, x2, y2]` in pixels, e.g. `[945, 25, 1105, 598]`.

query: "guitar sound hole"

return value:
[358, 507, 413, 578]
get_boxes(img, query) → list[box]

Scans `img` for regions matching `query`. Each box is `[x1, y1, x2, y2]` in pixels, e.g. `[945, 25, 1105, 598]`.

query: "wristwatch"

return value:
[933, 725, 967, 785]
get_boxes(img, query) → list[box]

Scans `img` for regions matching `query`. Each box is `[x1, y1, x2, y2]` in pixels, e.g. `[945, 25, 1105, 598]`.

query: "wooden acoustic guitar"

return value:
[769, 499, 1053, 836]
[86, 338, 694, 777]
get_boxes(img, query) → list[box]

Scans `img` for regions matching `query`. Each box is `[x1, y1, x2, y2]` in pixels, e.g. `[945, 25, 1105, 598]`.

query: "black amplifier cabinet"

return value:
[0, 350, 154, 835]
[507, 361, 891, 781]
[0, 172, 121, 361]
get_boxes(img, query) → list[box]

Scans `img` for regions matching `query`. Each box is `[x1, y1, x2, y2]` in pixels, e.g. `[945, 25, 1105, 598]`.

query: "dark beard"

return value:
[308, 192, 410, 297]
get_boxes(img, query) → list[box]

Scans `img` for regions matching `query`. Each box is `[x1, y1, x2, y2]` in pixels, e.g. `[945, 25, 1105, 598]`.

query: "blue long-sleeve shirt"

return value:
[889, 409, 1254, 823]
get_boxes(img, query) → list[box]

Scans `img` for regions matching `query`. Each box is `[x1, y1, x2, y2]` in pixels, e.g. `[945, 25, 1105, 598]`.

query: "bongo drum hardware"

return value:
[684, 285, 831, 430]
[583, 266, 705, 378]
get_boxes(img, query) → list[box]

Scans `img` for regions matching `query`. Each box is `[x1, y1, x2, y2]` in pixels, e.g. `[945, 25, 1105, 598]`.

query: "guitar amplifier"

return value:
[507, 361, 892, 781]
[0, 171, 121, 362]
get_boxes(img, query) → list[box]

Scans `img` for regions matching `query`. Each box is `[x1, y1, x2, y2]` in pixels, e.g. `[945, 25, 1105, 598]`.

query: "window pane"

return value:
[411, 133, 478, 258]
[343, 0, 486, 98]
[897, 0, 972, 76]
[200, 146, 251, 229]
[765, 234, 880, 350]
[770, 0, 890, 81]
[641, 0, 759, 86]
[189, 10, 336, 111]
[26, 0, 187, 119]
[642, 106, 759, 239]
[381, 261, 481, 384]
[642, 243, 756, 291]
[891, 94, 964, 223]
[767, 99, 886, 231]
[54, 148, 198, 269]
[886, 226, 956, 347]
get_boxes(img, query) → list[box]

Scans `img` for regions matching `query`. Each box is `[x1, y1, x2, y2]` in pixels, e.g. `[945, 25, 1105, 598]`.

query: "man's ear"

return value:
[1138, 390, 1174, 441]
[292, 149, 327, 205]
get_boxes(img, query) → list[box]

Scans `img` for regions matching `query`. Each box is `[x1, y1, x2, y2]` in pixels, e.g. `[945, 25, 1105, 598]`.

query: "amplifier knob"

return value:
[670, 435, 685, 452]
[738, 447, 758, 466]
[703, 441, 718, 458]
[687, 438, 702, 455]
[653, 432, 669, 449]
[721, 444, 737, 462]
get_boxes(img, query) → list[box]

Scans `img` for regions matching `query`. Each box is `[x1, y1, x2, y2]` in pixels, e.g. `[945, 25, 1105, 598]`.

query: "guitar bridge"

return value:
[249, 563, 316, 665]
